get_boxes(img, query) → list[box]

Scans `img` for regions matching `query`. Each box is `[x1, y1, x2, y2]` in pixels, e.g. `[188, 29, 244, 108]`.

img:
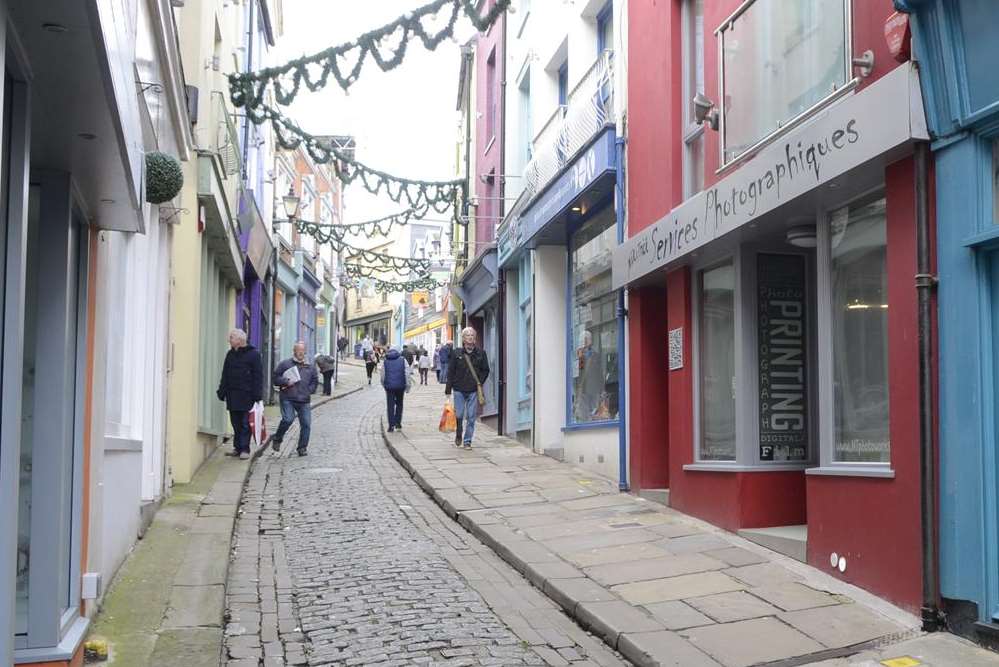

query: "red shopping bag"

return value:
[249, 401, 267, 445]
[439, 400, 457, 433]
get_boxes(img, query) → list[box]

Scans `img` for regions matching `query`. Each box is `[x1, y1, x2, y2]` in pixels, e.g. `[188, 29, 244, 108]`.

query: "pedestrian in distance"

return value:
[401, 343, 414, 366]
[216, 328, 263, 460]
[438, 340, 452, 386]
[418, 346, 432, 385]
[381, 346, 410, 432]
[445, 327, 489, 449]
[432, 343, 442, 383]
[337, 335, 348, 360]
[364, 348, 378, 385]
[316, 352, 336, 396]
[267, 341, 319, 457]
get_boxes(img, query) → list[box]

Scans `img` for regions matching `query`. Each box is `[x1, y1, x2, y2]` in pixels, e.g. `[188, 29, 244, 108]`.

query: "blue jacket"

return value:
[381, 349, 407, 391]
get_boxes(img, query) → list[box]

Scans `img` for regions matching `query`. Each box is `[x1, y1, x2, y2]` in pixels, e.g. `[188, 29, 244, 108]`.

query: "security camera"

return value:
[692, 93, 719, 130]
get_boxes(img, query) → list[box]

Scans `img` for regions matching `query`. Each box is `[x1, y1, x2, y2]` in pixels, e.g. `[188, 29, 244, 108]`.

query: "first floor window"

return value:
[829, 198, 890, 463]
[569, 208, 619, 423]
[699, 261, 736, 460]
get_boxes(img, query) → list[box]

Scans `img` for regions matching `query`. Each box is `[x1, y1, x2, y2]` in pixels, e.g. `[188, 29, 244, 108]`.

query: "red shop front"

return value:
[619, 0, 931, 614]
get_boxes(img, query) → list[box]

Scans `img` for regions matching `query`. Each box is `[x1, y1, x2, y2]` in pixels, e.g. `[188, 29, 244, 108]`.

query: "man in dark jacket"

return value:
[381, 347, 408, 432]
[401, 344, 414, 366]
[438, 341, 453, 385]
[316, 353, 336, 396]
[268, 341, 319, 456]
[445, 327, 489, 448]
[217, 329, 263, 460]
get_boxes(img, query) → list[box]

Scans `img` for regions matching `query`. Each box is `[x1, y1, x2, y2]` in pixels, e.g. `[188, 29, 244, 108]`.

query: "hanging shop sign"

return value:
[612, 63, 928, 289]
[757, 254, 808, 462]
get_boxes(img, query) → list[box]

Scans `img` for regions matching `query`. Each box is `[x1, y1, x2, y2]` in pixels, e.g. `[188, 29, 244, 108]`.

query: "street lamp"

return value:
[282, 186, 301, 221]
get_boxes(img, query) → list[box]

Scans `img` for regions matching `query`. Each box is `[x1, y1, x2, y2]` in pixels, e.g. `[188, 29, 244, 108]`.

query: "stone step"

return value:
[638, 488, 670, 507]
[738, 524, 807, 563]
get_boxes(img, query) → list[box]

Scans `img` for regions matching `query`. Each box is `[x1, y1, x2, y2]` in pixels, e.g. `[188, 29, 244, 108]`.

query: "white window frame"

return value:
[808, 195, 895, 478]
[681, 0, 705, 199]
[688, 245, 817, 472]
[715, 0, 857, 170]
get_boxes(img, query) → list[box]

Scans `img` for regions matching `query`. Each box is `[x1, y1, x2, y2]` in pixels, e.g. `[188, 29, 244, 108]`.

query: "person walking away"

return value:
[445, 327, 489, 448]
[268, 341, 319, 456]
[401, 344, 414, 366]
[362, 334, 374, 359]
[216, 329, 263, 460]
[381, 346, 409, 432]
[337, 335, 348, 360]
[432, 344, 442, 383]
[316, 353, 336, 396]
[418, 347, 432, 385]
[364, 348, 377, 385]
[439, 341, 453, 386]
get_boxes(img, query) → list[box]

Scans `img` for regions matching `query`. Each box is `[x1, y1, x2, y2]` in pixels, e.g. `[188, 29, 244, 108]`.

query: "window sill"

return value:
[683, 463, 812, 473]
[562, 419, 619, 433]
[805, 465, 895, 479]
[15, 616, 89, 664]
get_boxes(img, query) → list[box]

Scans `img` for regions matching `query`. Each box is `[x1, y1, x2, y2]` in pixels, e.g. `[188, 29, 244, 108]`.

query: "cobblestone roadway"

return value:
[224, 383, 627, 667]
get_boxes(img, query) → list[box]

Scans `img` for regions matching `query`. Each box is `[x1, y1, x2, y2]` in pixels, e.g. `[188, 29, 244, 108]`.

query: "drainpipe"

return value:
[268, 242, 278, 405]
[497, 14, 508, 435]
[615, 132, 628, 492]
[241, 0, 255, 181]
[915, 141, 940, 632]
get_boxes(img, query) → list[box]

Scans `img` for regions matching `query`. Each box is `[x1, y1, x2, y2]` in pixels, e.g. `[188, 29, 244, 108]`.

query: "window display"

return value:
[699, 262, 736, 460]
[569, 209, 619, 423]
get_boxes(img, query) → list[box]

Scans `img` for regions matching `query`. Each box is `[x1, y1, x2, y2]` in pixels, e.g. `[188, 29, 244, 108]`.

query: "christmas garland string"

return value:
[295, 206, 429, 244]
[342, 274, 448, 294]
[229, 0, 511, 107]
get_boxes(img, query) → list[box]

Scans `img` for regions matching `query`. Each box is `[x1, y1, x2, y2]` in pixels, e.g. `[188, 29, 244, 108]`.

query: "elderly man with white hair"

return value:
[217, 328, 264, 460]
[444, 327, 490, 449]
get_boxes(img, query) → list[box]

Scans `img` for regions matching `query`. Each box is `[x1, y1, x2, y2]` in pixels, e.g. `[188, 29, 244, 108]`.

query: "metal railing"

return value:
[522, 50, 615, 200]
[210, 90, 242, 178]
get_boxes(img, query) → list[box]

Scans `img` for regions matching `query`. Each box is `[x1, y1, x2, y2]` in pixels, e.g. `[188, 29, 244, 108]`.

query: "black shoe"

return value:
[388, 426, 395, 433]
[224, 450, 240, 457]
[267, 435, 281, 452]
[297, 448, 308, 457]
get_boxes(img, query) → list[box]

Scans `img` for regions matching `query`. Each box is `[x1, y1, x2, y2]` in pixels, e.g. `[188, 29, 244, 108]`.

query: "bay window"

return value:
[719, 0, 850, 164]
[698, 261, 736, 460]
[569, 208, 618, 424]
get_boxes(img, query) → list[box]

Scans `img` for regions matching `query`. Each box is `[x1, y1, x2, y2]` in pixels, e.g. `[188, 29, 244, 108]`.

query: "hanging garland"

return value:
[344, 262, 415, 280]
[229, 0, 511, 107]
[261, 105, 463, 220]
[295, 206, 429, 244]
[342, 274, 448, 294]
[341, 243, 432, 273]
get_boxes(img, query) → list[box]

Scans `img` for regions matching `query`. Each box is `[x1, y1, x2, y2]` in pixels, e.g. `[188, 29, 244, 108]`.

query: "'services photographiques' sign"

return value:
[612, 63, 927, 290]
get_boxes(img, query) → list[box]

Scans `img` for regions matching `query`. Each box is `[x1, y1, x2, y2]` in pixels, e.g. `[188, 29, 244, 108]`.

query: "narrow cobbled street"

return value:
[223, 367, 627, 667]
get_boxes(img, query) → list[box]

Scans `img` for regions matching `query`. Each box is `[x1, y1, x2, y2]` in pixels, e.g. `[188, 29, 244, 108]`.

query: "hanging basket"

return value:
[145, 151, 184, 204]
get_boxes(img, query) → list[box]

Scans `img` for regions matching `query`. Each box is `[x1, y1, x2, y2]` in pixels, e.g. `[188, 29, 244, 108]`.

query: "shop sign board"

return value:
[612, 63, 928, 289]
[757, 254, 807, 461]
[499, 128, 616, 266]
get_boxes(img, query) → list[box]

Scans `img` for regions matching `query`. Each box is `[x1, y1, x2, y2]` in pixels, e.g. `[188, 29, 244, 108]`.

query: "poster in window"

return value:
[757, 254, 807, 461]
[668, 328, 683, 370]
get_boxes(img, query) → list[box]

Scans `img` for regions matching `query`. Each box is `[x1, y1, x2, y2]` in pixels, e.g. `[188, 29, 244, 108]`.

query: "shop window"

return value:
[993, 139, 999, 224]
[597, 3, 613, 54]
[486, 49, 497, 147]
[518, 253, 533, 400]
[698, 261, 736, 460]
[568, 208, 619, 424]
[719, 0, 849, 164]
[827, 199, 890, 464]
[682, 0, 705, 198]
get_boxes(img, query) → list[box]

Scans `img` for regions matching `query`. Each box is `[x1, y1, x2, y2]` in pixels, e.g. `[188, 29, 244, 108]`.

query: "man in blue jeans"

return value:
[267, 341, 319, 456]
[445, 327, 489, 449]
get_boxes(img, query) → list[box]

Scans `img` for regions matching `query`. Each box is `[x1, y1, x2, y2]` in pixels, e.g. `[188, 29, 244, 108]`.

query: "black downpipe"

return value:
[460, 45, 474, 338]
[915, 141, 940, 632]
[268, 245, 278, 405]
[241, 0, 255, 180]
[497, 15, 508, 435]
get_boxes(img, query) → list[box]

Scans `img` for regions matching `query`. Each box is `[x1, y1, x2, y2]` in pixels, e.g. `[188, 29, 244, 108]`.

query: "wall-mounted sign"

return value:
[757, 254, 807, 462]
[612, 63, 927, 289]
[668, 328, 684, 371]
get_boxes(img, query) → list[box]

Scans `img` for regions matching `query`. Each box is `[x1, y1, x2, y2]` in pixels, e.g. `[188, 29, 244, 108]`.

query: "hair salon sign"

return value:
[612, 63, 927, 290]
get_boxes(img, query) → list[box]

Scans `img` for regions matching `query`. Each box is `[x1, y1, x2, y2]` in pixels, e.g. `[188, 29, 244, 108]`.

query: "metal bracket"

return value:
[914, 273, 939, 288]
[158, 206, 188, 225]
[852, 50, 875, 78]
[138, 80, 163, 94]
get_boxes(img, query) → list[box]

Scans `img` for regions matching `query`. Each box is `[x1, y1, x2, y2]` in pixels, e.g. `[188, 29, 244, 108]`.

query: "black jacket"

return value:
[446, 346, 489, 395]
[217, 345, 264, 411]
[273, 357, 319, 403]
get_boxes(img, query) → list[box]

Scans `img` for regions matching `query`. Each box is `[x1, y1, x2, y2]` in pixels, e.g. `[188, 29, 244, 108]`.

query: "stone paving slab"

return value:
[385, 384, 925, 667]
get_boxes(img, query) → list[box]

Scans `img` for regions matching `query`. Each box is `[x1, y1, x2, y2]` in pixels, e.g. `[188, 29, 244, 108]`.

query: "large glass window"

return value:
[829, 199, 889, 463]
[569, 209, 618, 424]
[517, 253, 534, 429]
[720, 0, 849, 163]
[699, 262, 736, 460]
[682, 0, 705, 198]
[993, 139, 998, 224]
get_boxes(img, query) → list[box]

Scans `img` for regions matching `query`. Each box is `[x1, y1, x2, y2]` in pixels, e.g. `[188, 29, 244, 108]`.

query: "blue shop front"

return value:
[497, 127, 625, 483]
[906, 0, 999, 647]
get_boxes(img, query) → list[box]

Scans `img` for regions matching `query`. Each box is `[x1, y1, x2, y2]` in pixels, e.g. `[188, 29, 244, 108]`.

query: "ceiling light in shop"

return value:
[786, 225, 817, 248]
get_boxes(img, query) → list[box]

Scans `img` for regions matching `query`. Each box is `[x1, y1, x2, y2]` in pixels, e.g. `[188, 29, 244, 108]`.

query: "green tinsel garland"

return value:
[229, 0, 511, 106]
[145, 151, 184, 204]
[343, 274, 448, 294]
[295, 206, 429, 244]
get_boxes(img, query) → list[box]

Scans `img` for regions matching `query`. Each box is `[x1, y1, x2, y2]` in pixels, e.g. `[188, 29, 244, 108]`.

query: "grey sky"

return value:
[273, 1, 470, 232]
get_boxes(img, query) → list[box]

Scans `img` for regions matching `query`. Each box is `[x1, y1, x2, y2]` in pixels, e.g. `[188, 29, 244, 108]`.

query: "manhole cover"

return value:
[304, 468, 342, 474]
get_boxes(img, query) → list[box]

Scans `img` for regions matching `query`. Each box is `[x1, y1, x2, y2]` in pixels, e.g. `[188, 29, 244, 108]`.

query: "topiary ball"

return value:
[145, 151, 184, 204]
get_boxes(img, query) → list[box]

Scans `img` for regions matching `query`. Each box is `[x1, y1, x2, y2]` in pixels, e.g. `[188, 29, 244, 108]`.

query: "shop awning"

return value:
[405, 317, 447, 338]
[612, 63, 928, 289]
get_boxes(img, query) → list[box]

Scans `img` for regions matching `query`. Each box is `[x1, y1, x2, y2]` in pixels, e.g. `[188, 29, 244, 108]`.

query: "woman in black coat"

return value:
[217, 329, 263, 458]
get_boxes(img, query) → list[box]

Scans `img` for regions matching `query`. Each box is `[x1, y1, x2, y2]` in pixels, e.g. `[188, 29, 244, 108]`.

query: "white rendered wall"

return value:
[532, 245, 567, 455]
